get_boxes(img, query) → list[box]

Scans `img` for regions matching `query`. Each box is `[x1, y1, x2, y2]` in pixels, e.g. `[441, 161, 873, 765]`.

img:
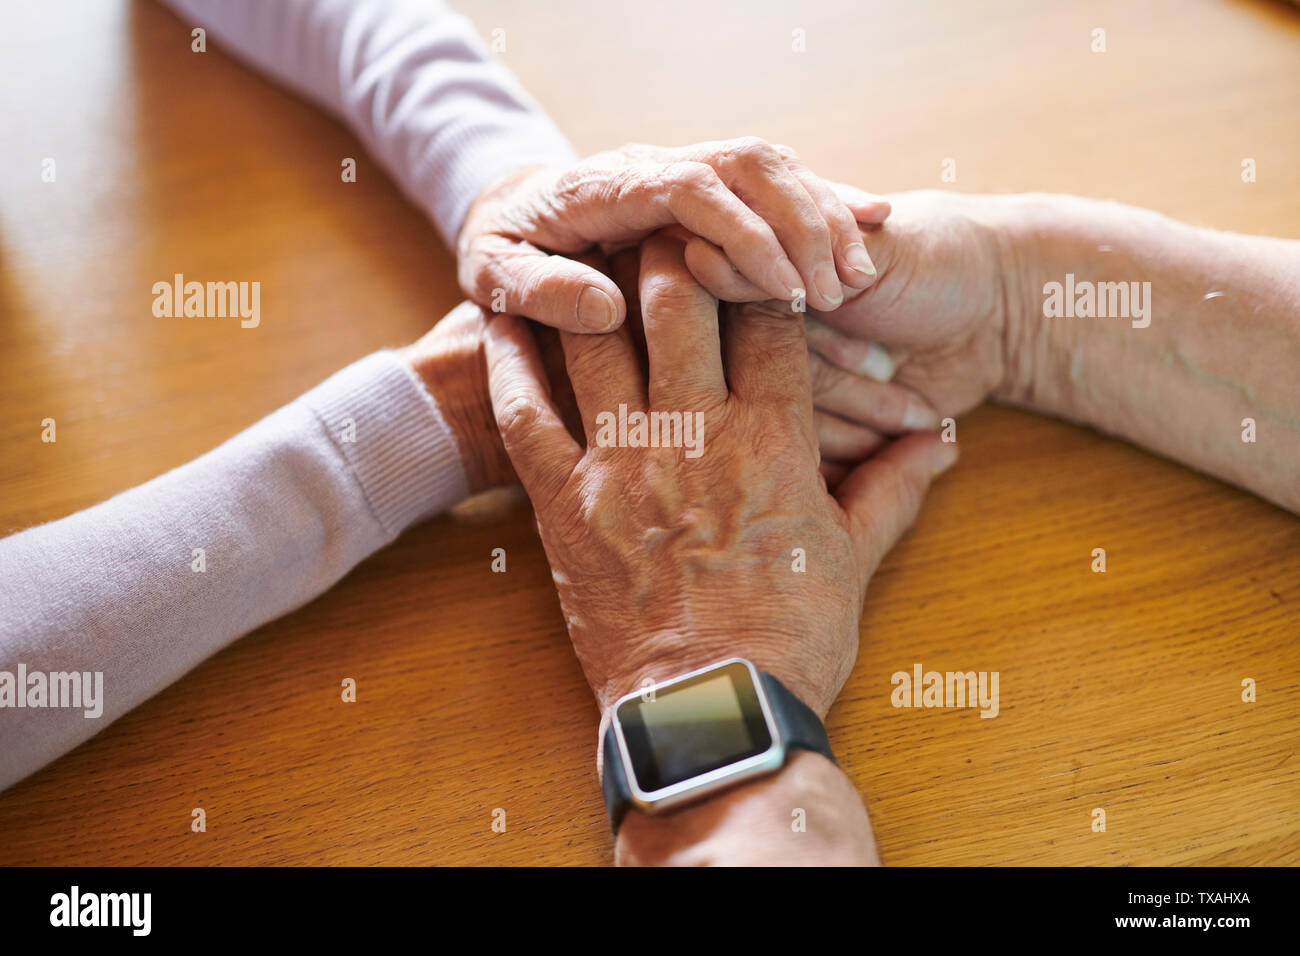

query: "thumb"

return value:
[833, 433, 959, 587]
[460, 233, 626, 333]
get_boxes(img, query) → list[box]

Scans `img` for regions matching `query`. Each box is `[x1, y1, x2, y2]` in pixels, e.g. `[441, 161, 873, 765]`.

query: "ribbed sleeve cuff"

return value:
[421, 118, 578, 247]
[413, 7, 579, 244]
[303, 350, 469, 538]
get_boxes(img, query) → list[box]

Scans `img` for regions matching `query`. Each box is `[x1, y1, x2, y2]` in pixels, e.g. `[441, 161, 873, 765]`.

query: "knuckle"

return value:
[550, 165, 589, 201]
[669, 160, 722, 192]
[471, 258, 505, 304]
[496, 394, 543, 444]
[729, 135, 779, 163]
[663, 161, 725, 215]
[640, 271, 713, 317]
[512, 264, 547, 304]
[731, 137, 784, 175]
[607, 164, 644, 203]
[771, 142, 800, 163]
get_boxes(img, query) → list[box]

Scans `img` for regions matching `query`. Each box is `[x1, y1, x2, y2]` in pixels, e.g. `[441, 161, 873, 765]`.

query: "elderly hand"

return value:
[687, 189, 1011, 470]
[803, 191, 1012, 424]
[458, 139, 892, 334]
[482, 231, 958, 719]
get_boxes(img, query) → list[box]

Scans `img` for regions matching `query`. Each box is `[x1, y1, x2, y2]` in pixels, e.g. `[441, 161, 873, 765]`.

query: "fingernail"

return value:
[812, 264, 843, 308]
[577, 287, 618, 331]
[932, 441, 960, 476]
[844, 243, 877, 285]
[860, 342, 895, 382]
[903, 403, 938, 431]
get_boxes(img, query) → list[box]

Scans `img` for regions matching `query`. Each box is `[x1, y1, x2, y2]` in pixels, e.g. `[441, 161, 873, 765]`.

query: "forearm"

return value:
[0, 352, 467, 790]
[159, 0, 576, 244]
[988, 194, 1300, 512]
[615, 751, 879, 866]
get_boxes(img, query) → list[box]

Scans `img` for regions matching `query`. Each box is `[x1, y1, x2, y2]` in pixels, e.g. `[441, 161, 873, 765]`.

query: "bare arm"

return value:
[991, 194, 1300, 512]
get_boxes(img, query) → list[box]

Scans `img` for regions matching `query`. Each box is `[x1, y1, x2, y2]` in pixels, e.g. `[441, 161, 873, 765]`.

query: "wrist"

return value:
[614, 750, 878, 866]
[456, 164, 549, 258]
[401, 307, 512, 495]
[958, 193, 1055, 405]
[593, 622, 853, 726]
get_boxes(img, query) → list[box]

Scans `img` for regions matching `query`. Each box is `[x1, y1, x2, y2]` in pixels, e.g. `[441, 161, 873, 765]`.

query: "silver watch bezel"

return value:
[609, 657, 786, 815]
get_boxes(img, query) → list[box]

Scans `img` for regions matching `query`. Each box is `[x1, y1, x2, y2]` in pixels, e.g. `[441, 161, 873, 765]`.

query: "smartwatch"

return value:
[601, 657, 834, 832]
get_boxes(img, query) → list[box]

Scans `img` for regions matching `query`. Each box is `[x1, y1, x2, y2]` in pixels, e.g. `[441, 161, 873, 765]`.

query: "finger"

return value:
[541, 160, 805, 303]
[636, 161, 806, 303]
[532, 324, 585, 446]
[708, 141, 844, 312]
[778, 155, 879, 291]
[825, 181, 893, 225]
[462, 233, 624, 333]
[683, 235, 774, 303]
[815, 410, 887, 460]
[582, 158, 800, 304]
[808, 351, 939, 433]
[608, 247, 648, 372]
[722, 301, 812, 418]
[484, 313, 583, 505]
[820, 459, 852, 488]
[834, 433, 959, 587]
[639, 233, 728, 408]
[560, 325, 647, 445]
[805, 316, 899, 382]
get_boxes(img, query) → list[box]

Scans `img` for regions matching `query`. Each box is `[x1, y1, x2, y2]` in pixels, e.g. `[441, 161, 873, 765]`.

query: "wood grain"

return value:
[0, 0, 1296, 866]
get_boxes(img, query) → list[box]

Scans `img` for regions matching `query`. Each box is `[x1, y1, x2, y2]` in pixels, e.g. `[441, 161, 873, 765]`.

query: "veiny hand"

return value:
[483, 232, 959, 719]
[458, 139, 892, 333]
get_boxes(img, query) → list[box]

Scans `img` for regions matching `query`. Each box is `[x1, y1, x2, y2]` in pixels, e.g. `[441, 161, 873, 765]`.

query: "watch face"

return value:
[614, 660, 775, 795]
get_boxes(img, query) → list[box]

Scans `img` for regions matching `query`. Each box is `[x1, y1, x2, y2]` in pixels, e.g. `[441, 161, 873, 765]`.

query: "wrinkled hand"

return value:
[458, 139, 892, 333]
[483, 232, 958, 719]
[689, 189, 1010, 468]
[805, 190, 1012, 422]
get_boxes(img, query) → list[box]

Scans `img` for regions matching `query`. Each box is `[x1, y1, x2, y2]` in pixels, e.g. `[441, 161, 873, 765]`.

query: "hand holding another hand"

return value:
[685, 189, 1016, 471]
[481, 232, 958, 719]
[457, 138, 891, 333]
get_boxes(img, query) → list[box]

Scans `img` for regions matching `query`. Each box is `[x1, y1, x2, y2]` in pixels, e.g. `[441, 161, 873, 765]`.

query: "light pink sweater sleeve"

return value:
[0, 0, 578, 790]
[160, 0, 578, 244]
[0, 353, 468, 790]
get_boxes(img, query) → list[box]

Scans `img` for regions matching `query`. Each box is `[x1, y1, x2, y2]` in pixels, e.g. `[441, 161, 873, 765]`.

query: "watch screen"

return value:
[616, 661, 773, 793]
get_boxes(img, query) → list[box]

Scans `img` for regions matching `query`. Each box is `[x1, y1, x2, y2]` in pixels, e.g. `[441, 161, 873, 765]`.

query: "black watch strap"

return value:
[601, 668, 834, 834]
[756, 669, 836, 767]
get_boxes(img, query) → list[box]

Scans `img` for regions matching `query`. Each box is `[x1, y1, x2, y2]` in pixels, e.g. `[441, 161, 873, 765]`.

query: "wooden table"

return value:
[1, 0, 1297, 866]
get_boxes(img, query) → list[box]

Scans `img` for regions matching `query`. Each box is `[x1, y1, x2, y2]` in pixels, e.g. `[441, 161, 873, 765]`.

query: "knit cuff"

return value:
[303, 350, 470, 537]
